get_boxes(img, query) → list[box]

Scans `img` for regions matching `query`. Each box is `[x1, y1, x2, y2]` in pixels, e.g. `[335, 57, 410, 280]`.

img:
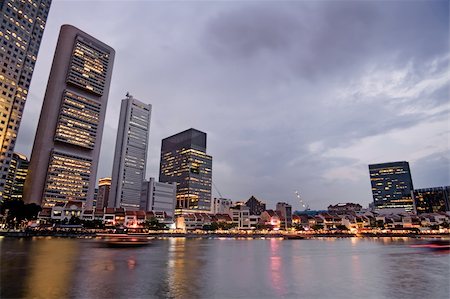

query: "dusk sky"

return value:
[15, 0, 449, 210]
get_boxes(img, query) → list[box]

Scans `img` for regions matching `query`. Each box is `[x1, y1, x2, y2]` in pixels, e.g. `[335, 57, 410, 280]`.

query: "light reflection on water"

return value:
[1, 237, 449, 299]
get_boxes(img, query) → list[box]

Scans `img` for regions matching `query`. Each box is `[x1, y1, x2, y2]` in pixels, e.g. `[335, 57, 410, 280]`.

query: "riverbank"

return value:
[1, 230, 448, 239]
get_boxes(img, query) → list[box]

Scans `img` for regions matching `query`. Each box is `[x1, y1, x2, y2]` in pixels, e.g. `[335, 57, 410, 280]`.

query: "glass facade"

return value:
[413, 186, 450, 214]
[369, 161, 414, 212]
[3, 152, 28, 200]
[67, 38, 109, 96]
[0, 0, 51, 196]
[159, 129, 212, 213]
[54, 90, 100, 149]
[42, 151, 92, 207]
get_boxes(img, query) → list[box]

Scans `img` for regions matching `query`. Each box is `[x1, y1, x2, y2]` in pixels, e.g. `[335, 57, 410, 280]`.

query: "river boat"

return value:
[97, 234, 152, 248]
[411, 239, 450, 251]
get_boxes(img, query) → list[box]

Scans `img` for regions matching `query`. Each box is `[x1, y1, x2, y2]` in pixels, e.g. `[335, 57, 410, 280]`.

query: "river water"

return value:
[1, 237, 449, 299]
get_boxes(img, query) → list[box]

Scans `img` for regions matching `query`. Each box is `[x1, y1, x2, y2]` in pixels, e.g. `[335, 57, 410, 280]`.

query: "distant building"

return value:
[140, 178, 176, 217]
[328, 203, 362, 214]
[212, 198, 233, 214]
[159, 128, 212, 214]
[0, 0, 52, 197]
[245, 196, 266, 215]
[109, 94, 151, 210]
[230, 204, 251, 229]
[3, 153, 29, 201]
[369, 161, 414, 213]
[276, 202, 292, 228]
[413, 186, 450, 214]
[96, 177, 111, 210]
[23, 25, 115, 208]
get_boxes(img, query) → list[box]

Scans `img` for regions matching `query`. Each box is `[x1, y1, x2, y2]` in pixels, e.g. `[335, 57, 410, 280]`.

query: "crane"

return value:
[295, 191, 310, 211]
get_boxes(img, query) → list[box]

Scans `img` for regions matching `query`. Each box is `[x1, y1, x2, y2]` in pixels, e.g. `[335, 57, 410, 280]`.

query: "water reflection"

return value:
[1, 237, 448, 299]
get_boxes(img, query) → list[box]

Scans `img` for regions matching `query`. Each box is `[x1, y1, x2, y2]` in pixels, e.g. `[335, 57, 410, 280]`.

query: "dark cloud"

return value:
[14, 1, 449, 210]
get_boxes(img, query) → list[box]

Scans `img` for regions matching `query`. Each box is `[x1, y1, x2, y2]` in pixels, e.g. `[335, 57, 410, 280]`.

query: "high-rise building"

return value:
[3, 152, 29, 201]
[413, 186, 450, 214]
[245, 195, 266, 215]
[159, 128, 212, 214]
[23, 25, 115, 208]
[369, 161, 414, 212]
[95, 177, 111, 210]
[0, 0, 52, 197]
[140, 177, 176, 216]
[109, 94, 151, 210]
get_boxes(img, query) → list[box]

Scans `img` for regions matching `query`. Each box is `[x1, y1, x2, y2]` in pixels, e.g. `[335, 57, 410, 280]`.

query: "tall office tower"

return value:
[3, 152, 29, 201]
[109, 94, 151, 210]
[159, 128, 212, 214]
[23, 25, 115, 208]
[0, 0, 52, 198]
[95, 177, 111, 210]
[140, 177, 176, 216]
[369, 161, 414, 212]
[413, 186, 450, 214]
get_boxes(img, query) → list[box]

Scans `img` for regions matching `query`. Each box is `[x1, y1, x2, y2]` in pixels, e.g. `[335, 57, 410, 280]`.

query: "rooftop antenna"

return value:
[126, 92, 133, 99]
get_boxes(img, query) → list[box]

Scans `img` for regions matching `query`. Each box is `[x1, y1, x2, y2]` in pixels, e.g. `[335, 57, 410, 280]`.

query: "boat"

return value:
[410, 239, 450, 251]
[97, 234, 152, 248]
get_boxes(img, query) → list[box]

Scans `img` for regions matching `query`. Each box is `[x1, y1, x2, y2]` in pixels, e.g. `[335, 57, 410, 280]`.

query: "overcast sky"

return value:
[15, 0, 449, 210]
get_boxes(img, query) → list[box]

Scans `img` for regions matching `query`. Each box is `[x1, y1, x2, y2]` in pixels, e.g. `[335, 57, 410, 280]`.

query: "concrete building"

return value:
[245, 195, 266, 215]
[95, 177, 111, 210]
[0, 0, 52, 197]
[369, 161, 414, 213]
[276, 202, 293, 228]
[413, 186, 450, 214]
[212, 197, 232, 214]
[23, 25, 115, 208]
[159, 128, 212, 214]
[230, 204, 251, 229]
[3, 152, 29, 201]
[109, 94, 151, 210]
[140, 177, 176, 217]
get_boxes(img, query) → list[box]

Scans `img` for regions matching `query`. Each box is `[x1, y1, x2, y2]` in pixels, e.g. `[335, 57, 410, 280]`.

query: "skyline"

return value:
[13, 1, 450, 210]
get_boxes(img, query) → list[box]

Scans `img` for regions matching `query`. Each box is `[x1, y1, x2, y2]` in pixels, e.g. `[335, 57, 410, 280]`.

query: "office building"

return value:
[95, 177, 111, 210]
[212, 197, 232, 214]
[413, 186, 450, 214]
[276, 202, 292, 227]
[159, 128, 212, 214]
[0, 0, 51, 197]
[369, 161, 414, 212]
[23, 25, 115, 208]
[3, 152, 28, 201]
[109, 94, 151, 210]
[245, 195, 266, 215]
[140, 177, 176, 216]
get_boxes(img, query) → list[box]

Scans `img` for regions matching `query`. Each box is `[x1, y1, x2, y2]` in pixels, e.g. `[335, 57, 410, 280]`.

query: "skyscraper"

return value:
[140, 177, 176, 216]
[159, 128, 212, 214]
[369, 161, 414, 212]
[96, 177, 111, 210]
[413, 186, 450, 214]
[109, 94, 151, 210]
[23, 25, 115, 208]
[3, 152, 29, 201]
[0, 0, 52, 197]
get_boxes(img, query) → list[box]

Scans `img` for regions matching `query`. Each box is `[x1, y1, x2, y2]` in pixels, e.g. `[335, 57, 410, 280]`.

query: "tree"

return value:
[336, 225, 349, 231]
[144, 217, 166, 230]
[312, 224, 324, 231]
[1, 200, 42, 228]
[202, 222, 219, 231]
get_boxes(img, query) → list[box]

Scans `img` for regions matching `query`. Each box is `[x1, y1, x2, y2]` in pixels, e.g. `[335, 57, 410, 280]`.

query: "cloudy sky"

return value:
[15, 0, 449, 210]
